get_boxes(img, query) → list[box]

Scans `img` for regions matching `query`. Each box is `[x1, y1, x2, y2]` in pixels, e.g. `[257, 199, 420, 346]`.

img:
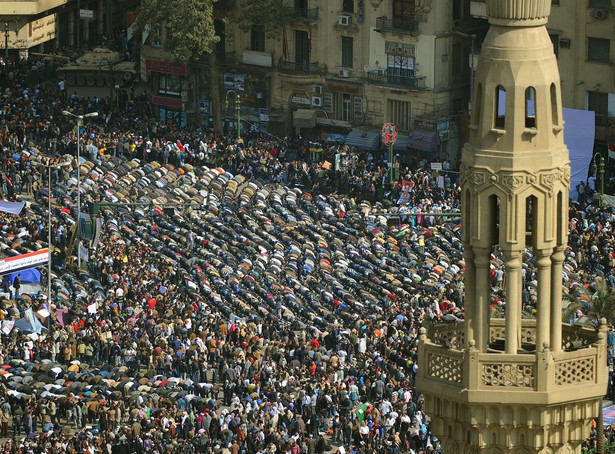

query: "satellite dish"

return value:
[363, 65, 371, 73]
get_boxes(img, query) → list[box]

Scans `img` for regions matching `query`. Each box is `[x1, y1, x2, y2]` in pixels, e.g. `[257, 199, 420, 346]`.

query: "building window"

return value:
[387, 99, 411, 131]
[589, 0, 610, 8]
[495, 85, 506, 129]
[549, 34, 559, 58]
[587, 90, 609, 125]
[452, 42, 463, 81]
[587, 37, 610, 63]
[251, 25, 265, 52]
[158, 74, 181, 96]
[343, 0, 354, 13]
[386, 53, 415, 86]
[342, 36, 353, 68]
[393, 0, 416, 26]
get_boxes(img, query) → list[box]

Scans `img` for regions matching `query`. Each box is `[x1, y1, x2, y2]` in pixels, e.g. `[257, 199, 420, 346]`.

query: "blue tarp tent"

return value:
[8, 268, 41, 285]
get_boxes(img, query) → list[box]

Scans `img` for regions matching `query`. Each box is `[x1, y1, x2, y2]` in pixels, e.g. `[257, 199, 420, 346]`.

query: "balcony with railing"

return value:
[417, 318, 607, 400]
[286, 7, 319, 21]
[376, 16, 419, 35]
[278, 58, 325, 75]
[366, 70, 426, 89]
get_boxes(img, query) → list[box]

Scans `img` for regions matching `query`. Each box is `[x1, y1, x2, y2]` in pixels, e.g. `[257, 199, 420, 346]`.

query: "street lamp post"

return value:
[62, 110, 99, 269]
[591, 153, 606, 207]
[225, 90, 241, 138]
[4, 20, 18, 62]
[32, 159, 71, 330]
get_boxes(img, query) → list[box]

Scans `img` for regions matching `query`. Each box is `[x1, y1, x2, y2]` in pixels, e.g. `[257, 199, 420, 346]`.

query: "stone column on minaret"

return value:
[464, 245, 476, 347]
[536, 249, 552, 350]
[504, 250, 522, 354]
[550, 246, 565, 352]
[474, 247, 491, 352]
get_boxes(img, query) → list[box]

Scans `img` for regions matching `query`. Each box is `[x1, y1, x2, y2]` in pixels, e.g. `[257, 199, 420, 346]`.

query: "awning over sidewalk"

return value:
[293, 109, 317, 129]
[316, 117, 352, 128]
[346, 130, 380, 152]
[407, 130, 440, 152]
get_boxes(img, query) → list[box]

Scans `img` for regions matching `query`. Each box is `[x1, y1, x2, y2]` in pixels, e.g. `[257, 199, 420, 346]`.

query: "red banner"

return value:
[0, 249, 49, 276]
[147, 92, 183, 108]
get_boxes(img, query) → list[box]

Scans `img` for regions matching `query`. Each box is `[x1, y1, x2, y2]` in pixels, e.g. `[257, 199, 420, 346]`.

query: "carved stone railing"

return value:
[428, 322, 465, 349]
[427, 319, 598, 351]
[424, 344, 464, 385]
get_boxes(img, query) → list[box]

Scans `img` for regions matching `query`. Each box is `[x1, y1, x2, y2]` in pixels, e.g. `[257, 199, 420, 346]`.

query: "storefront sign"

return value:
[414, 119, 437, 131]
[325, 82, 362, 95]
[291, 96, 311, 106]
[80, 9, 94, 20]
[145, 60, 187, 76]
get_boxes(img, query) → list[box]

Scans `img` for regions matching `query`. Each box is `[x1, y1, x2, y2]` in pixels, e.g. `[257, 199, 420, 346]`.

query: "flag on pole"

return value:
[608, 143, 615, 160]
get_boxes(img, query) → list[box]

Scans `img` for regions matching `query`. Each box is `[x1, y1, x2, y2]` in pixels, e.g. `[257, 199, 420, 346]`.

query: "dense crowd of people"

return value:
[0, 56, 612, 454]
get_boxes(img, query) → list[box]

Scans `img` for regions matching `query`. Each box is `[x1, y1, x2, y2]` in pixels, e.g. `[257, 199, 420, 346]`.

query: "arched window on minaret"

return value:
[473, 83, 483, 125]
[489, 194, 500, 246]
[525, 87, 536, 128]
[550, 83, 559, 126]
[525, 195, 537, 247]
[495, 85, 506, 129]
[556, 191, 563, 244]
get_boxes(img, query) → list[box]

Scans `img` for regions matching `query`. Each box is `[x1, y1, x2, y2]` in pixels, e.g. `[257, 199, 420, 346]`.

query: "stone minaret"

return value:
[416, 1, 608, 453]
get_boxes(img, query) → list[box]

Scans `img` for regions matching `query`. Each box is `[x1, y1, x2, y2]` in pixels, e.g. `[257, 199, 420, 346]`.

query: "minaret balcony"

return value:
[416, 319, 608, 405]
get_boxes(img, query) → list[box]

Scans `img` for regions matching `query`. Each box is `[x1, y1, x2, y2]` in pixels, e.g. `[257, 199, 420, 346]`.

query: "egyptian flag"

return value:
[608, 142, 615, 160]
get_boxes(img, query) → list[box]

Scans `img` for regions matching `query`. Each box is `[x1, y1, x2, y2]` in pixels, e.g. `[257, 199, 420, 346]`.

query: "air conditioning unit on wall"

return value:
[312, 96, 323, 107]
[590, 8, 608, 19]
[313, 84, 324, 94]
[338, 68, 350, 78]
[338, 15, 351, 26]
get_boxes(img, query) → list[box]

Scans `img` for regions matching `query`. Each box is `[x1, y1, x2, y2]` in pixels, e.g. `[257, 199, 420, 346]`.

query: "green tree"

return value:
[237, 0, 290, 40]
[134, 0, 219, 63]
[563, 277, 615, 454]
[563, 277, 615, 327]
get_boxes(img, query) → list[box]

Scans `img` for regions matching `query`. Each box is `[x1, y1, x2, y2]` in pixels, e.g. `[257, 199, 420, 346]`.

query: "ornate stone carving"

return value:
[554, 357, 595, 386]
[469, 170, 486, 188]
[501, 175, 525, 191]
[540, 172, 558, 192]
[428, 352, 463, 384]
[482, 363, 535, 387]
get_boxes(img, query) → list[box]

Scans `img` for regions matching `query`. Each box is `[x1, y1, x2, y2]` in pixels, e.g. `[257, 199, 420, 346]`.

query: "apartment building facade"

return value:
[138, 0, 479, 161]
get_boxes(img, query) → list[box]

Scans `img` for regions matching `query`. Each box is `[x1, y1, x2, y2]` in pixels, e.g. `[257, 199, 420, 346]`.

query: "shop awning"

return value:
[407, 130, 440, 152]
[394, 135, 409, 150]
[293, 109, 317, 129]
[346, 130, 380, 152]
[316, 117, 352, 129]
